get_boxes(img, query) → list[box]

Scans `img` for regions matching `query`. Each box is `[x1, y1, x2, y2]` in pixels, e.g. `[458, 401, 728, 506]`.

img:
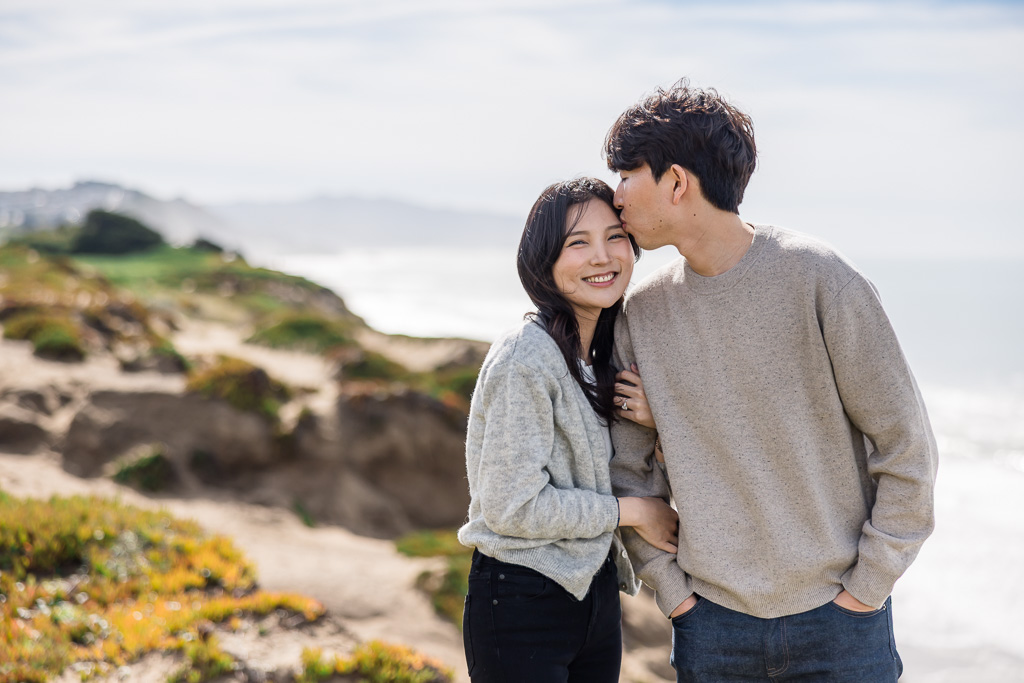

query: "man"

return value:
[606, 79, 937, 681]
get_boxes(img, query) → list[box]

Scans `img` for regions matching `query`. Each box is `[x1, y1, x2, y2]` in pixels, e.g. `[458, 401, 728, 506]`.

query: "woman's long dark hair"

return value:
[517, 177, 640, 424]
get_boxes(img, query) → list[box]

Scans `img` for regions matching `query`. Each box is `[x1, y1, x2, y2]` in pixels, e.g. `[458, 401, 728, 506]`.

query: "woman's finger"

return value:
[615, 382, 644, 398]
[615, 369, 643, 387]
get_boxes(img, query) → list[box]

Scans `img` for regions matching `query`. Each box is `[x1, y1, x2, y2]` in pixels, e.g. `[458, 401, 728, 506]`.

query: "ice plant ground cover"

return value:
[0, 491, 450, 682]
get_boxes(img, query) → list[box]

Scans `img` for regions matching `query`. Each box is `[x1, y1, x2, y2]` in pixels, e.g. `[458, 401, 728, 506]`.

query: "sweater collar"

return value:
[683, 224, 772, 295]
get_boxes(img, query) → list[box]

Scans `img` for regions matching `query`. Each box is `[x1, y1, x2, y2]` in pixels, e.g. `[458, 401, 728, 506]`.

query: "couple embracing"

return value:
[457, 79, 938, 682]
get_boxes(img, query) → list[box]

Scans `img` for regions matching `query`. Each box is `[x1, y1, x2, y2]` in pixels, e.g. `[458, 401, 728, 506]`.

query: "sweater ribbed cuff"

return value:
[841, 559, 897, 609]
[644, 557, 693, 618]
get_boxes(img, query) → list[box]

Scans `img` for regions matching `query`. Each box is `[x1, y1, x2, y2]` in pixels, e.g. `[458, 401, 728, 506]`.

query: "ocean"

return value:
[259, 246, 1024, 475]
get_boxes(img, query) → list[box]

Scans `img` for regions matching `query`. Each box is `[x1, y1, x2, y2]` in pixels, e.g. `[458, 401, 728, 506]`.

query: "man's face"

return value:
[613, 163, 674, 250]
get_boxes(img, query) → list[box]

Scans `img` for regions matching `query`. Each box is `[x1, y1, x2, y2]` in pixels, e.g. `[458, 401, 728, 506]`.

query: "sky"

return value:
[2, 0, 1023, 260]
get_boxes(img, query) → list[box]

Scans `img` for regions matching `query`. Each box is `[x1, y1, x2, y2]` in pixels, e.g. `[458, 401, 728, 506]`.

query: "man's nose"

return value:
[613, 182, 624, 209]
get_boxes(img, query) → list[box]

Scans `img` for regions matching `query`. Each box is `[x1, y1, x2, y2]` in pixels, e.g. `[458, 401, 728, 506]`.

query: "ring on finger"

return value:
[622, 398, 630, 411]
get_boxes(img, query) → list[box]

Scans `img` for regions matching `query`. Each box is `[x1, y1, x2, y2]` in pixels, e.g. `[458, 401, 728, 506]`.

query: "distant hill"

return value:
[0, 181, 523, 253]
[0, 180, 229, 245]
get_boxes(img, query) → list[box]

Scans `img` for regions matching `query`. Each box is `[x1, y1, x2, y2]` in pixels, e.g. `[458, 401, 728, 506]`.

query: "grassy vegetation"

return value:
[0, 489, 323, 683]
[0, 245, 186, 365]
[298, 641, 452, 683]
[340, 350, 411, 383]
[416, 366, 479, 412]
[112, 446, 178, 493]
[74, 245, 358, 324]
[2, 310, 86, 361]
[395, 529, 471, 629]
[185, 356, 291, 420]
[5, 225, 79, 255]
[338, 351, 479, 412]
[167, 637, 236, 683]
[247, 313, 357, 354]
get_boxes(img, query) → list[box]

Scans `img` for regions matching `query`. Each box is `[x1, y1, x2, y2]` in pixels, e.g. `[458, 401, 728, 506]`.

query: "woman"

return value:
[458, 178, 675, 682]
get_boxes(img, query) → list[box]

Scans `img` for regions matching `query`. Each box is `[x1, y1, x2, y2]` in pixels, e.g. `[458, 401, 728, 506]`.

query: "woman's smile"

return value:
[582, 271, 618, 285]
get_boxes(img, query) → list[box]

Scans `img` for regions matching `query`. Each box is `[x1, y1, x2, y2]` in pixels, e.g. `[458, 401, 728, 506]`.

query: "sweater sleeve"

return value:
[823, 275, 938, 608]
[609, 314, 694, 617]
[474, 357, 620, 541]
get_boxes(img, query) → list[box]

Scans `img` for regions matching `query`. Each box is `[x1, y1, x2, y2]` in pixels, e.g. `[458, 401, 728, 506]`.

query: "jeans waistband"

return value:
[471, 549, 615, 576]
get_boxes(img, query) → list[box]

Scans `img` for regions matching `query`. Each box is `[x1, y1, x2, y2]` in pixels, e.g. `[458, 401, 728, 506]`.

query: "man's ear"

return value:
[668, 164, 688, 205]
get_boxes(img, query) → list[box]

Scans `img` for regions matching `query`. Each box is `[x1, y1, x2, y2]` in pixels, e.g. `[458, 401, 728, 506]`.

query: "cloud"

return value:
[1, 0, 1022, 257]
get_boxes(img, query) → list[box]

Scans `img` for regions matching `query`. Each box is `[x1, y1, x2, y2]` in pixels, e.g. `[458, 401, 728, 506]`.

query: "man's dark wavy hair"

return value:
[517, 177, 640, 424]
[604, 78, 757, 213]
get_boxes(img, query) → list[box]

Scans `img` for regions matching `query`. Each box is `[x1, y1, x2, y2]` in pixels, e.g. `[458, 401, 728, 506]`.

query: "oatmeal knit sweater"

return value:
[610, 225, 938, 618]
[458, 320, 639, 600]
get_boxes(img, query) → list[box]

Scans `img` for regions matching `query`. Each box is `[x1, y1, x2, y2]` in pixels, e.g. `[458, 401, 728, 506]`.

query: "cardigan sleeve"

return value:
[472, 356, 620, 541]
[823, 274, 938, 607]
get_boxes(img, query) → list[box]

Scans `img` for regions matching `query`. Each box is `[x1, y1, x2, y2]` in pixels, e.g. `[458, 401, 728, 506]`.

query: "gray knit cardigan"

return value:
[458, 320, 640, 600]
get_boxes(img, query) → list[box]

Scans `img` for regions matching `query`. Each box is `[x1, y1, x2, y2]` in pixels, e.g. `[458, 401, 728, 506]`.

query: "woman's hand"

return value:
[616, 363, 656, 429]
[617, 496, 679, 553]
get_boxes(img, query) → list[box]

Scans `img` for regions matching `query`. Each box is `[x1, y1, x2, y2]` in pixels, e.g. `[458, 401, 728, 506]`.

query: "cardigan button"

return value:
[492, 599, 498, 605]
[498, 574, 505, 580]
[621, 550, 628, 558]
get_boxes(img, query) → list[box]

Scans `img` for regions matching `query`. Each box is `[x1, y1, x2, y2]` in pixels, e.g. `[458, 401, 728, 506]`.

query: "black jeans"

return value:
[463, 550, 622, 683]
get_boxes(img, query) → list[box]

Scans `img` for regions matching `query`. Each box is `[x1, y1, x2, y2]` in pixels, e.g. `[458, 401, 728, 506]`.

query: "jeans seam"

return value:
[765, 617, 790, 679]
[487, 569, 508, 683]
[886, 598, 899, 666]
[463, 595, 475, 675]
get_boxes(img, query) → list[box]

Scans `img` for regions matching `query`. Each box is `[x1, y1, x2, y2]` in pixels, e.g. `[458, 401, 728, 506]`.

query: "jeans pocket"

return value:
[670, 596, 704, 625]
[827, 600, 887, 618]
[494, 571, 549, 601]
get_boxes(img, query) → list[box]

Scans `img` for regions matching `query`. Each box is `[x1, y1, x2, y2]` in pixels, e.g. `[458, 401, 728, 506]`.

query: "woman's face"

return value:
[551, 198, 634, 321]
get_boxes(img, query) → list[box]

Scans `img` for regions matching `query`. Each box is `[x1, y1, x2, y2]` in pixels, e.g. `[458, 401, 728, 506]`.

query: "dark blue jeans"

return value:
[463, 550, 622, 683]
[670, 595, 903, 682]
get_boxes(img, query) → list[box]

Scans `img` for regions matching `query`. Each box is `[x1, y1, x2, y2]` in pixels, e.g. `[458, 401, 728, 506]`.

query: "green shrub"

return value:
[298, 641, 452, 683]
[2, 311, 86, 361]
[185, 356, 290, 419]
[111, 447, 177, 492]
[190, 237, 224, 253]
[149, 337, 190, 372]
[292, 499, 316, 528]
[247, 314, 356, 354]
[72, 210, 165, 255]
[168, 637, 236, 683]
[341, 351, 409, 382]
[395, 529, 466, 558]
